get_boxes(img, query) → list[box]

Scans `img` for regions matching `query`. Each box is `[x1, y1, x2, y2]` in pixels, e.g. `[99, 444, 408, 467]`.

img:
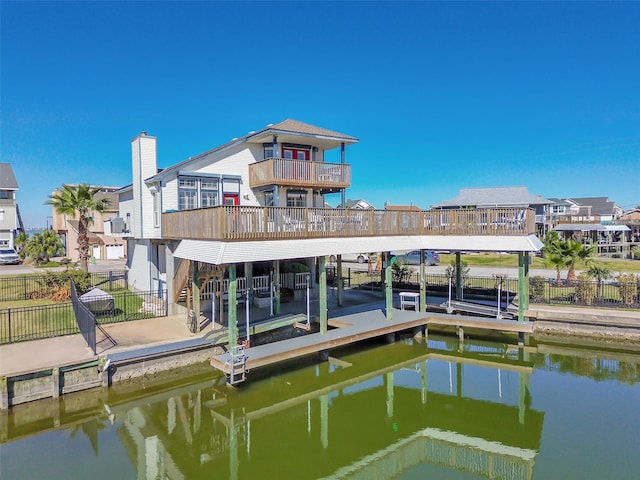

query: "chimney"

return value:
[131, 132, 158, 238]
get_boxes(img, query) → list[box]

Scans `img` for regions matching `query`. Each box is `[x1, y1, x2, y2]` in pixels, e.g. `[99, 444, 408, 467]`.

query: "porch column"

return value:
[272, 135, 278, 158]
[384, 252, 393, 321]
[455, 252, 462, 300]
[245, 261, 253, 299]
[318, 256, 327, 334]
[420, 249, 426, 312]
[273, 260, 281, 315]
[228, 264, 238, 347]
[191, 261, 201, 333]
[518, 252, 530, 323]
[336, 255, 343, 306]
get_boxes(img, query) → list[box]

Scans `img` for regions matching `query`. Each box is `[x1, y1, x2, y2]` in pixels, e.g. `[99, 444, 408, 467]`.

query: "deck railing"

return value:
[248, 158, 351, 189]
[162, 207, 535, 241]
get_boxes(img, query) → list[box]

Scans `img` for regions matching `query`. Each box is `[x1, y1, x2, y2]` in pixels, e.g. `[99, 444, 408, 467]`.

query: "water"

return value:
[1, 335, 639, 480]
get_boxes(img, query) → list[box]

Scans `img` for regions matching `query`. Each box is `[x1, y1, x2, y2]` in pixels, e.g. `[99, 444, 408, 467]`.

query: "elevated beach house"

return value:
[113, 120, 542, 338]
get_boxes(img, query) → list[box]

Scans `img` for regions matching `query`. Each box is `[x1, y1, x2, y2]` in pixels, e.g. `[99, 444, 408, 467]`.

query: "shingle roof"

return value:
[0, 163, 19, 190]
[432, 186, 553, 209]
[147, 119, 358, 182]
[261, 119, 358, 142]
[384, 204, 422, 212]
[566, 197, 617, 216]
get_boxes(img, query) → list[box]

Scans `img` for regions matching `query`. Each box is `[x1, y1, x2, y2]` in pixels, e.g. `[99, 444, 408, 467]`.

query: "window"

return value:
[179, 190, 197, 210]
[264, 191, 274, 207]
[178, 175, 219, 210]
[264, 146, 274, 159]
[287, 191, 306, 208]
[152, 191, 160, 227]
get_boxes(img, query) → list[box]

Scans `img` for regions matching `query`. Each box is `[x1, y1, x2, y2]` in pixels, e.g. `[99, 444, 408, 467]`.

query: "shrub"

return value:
[529, 276, 546, 300]
[392, 260, 413, 283]
[33, 270, 92, 301]
[617, 273, 639, 306]
[444, 260, 470, 287]
[575, 273, 596, 305]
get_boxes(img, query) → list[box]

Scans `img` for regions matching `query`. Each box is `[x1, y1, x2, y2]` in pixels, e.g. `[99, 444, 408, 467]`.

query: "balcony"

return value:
[248, 158, 351, 190]
[162, 207, 535, 241]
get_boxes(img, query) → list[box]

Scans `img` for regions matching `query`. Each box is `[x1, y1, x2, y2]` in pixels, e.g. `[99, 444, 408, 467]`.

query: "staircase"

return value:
[173, 259, 222, 304]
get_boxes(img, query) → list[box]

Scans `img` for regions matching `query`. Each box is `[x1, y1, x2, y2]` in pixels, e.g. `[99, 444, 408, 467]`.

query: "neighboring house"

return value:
[550, 196, 623, 223]
[384, 203, 422, 212]
[550, 197, 630, 258]
[0, 163, 24, 248]
[431, 186, 553, 234]
[338, 199, 376, 209]
[51, 186, 127, 261]
[620, 209, 640, 244]
[116, 119, 358, 293]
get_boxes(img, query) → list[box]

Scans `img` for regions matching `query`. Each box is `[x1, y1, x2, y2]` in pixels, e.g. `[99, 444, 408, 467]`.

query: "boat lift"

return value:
[442, 276, 514, 320]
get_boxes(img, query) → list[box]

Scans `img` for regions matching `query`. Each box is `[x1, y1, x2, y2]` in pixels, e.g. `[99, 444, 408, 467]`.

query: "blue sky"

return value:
[2, 1, 639, 228]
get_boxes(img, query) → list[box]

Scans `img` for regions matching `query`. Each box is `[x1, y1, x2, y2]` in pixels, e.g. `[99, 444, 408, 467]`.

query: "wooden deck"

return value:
[163, 206, 536, 241]
[210, 307, 533, 376]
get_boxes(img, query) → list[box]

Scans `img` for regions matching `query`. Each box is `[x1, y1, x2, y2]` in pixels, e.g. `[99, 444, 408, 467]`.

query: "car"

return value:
[392, 250, 439, 266]
[329, 253, 377, 264]
[0, 248, 21, 265]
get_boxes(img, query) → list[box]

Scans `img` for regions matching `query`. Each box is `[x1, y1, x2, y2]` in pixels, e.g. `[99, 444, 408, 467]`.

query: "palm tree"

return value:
[46, 184, 110, 271]
[24, 230, 63, 264]
[14, 231, 29, 259]
[545, 251, 568, 285]
[563, 240, 596, 283]
[587, 264, 611, 300]
[542, 231, 567, 284]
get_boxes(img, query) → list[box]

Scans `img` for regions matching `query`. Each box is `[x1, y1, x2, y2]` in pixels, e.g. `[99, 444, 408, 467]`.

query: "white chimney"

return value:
[131, 132, 158, 239]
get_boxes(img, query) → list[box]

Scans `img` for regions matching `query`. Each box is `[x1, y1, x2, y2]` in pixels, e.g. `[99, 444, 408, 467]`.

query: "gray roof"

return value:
[249, 119, 358, 142]
[0, 163, 19, 190]
[432, 186, 553, 209]
[147, 119, 357, 183]
[566, 197, 618, 216]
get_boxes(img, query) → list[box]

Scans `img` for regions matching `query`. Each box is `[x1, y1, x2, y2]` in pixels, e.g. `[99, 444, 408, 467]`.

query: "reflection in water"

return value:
[2, 336, 640, 480]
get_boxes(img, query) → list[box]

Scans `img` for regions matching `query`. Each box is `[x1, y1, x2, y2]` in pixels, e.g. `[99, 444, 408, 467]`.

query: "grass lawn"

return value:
[438, 253, 640, 273]
[0, 289, 153, 344]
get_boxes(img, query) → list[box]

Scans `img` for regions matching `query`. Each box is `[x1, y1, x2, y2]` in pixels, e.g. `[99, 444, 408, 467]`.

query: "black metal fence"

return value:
[0, 270, 128, 302]
[71, 281, 96, 355]
[348, 269, 640, 310]
[0, 288, 167, 345]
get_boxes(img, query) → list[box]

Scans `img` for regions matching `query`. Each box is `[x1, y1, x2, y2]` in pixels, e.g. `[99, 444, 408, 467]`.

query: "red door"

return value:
[282, 148, 310, 181]
[223, 194, 238, 205]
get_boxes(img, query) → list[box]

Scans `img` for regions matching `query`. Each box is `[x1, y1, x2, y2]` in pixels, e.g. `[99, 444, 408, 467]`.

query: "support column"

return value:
[518, 252, 530, 323]
[273, 261, 281, 315]
[336, 255, 343, 306]
[384, 252, 393, 321]
[319, 256, 327, 334]
[191, 261, 201, 333]
[455, 252, 462, 300]
[420, 249, 426, 312]
[228, 265, 238, 347]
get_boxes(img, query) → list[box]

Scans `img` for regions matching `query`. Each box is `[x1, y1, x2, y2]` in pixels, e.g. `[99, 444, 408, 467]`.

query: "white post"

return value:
[447, 276, 453, 314]
[306, 272, 310, 326]
[245, 289, 250, 344]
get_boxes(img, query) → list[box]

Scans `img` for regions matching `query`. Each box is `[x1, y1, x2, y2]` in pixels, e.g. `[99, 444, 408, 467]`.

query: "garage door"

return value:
[106, 244, 124, 259]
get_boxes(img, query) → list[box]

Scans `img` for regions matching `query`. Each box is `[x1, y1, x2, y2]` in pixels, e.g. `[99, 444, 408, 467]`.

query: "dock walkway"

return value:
[211, 306, 533, 376]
